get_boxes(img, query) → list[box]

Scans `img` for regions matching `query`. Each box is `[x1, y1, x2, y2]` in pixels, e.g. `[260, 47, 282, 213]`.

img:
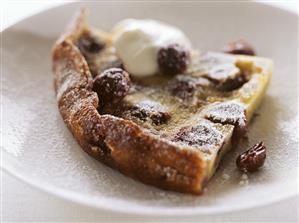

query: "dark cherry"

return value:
[236, 141, 266, 172]
[130, 108, 170, 125]
[223, 39, 255, 56]
[128, 101, 171, 125]
[158, 44, 190, 75]
[93, 68, 131, 105]
[205, 63, 249, 91]
[151, 113, 171, 125]
[218, 73, 248, 91]
[171, 75, 197, 99]
[77, 35, 105, 55]
[172, 122, 222, 147]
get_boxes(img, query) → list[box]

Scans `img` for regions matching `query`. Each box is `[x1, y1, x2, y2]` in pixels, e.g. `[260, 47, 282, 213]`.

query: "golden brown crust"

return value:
[52, 9, 208, 194]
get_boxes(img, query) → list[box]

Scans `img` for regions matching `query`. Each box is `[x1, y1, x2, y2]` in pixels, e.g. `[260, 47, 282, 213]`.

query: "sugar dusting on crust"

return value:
[53, 40, 93, 101]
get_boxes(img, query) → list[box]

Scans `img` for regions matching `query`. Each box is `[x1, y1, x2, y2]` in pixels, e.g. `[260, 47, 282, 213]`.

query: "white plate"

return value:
[2, 1, 298, 216]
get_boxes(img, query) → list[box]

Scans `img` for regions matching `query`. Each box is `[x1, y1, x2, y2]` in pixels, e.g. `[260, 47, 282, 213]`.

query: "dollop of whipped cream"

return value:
[112, 19, 191, 77]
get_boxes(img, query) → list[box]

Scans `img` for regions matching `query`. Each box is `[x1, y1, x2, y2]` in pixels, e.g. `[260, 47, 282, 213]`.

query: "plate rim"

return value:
[2, 161, 298, 216]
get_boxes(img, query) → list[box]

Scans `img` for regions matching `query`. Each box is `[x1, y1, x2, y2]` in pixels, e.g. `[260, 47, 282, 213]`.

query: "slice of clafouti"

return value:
[52, 9, 272, 194]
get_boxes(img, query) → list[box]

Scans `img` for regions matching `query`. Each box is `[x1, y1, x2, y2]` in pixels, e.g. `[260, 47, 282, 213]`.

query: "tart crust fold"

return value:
[53, 9, 208, 194]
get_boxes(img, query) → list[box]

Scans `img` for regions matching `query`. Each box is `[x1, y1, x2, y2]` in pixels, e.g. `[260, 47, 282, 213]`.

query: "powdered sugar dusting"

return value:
[204, 101, 246, 126]
[279, 115, 299, 144]
[2, 29, 298, 213]
[239, 173, 249, 186]
[173, 119, 224, 148]
[222, 173, 230, 181]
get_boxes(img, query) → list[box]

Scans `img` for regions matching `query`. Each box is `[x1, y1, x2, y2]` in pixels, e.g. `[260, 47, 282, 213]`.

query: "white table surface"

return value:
[1, 1, 298, 222]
